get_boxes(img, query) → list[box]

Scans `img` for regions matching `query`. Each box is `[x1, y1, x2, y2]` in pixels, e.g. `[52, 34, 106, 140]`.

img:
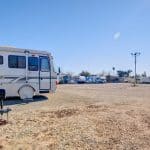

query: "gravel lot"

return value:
[0, 83, 150, 150]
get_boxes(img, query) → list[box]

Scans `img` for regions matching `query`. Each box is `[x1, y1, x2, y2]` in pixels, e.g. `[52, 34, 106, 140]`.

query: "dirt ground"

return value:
[0, 83, 150, 150]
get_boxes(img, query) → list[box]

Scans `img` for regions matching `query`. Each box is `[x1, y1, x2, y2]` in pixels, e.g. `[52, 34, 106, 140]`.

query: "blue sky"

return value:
[0, 0, 150, 75]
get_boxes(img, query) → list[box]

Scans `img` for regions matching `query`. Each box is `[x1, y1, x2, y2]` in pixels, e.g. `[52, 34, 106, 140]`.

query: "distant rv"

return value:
[78, 76, 86, 84]
[0, 47, 57, 99]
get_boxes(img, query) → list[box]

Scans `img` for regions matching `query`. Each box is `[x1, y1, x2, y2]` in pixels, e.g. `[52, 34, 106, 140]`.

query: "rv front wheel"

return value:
[19, 86, 34, 100]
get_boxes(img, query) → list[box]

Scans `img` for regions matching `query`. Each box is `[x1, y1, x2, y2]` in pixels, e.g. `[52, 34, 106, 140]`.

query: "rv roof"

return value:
[0, 46, 51, 55]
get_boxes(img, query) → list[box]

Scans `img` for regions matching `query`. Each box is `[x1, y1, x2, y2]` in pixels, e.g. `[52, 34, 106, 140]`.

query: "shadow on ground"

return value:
[3, 95, 48, 106]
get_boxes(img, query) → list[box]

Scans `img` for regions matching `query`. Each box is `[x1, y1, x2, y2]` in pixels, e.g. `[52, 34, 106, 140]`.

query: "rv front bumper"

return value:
[0, 89, 5, 99]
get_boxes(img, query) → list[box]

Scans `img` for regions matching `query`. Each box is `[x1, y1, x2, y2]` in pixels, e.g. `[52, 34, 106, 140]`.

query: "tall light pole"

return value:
[131, 52, 141, 85]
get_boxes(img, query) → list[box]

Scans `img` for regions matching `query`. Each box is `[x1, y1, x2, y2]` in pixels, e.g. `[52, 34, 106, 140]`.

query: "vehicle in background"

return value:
[0, 47, 57, 100]
[95, 77, 106, 83]
[86, 75, 106, 84]
[77, 76, 86, 84]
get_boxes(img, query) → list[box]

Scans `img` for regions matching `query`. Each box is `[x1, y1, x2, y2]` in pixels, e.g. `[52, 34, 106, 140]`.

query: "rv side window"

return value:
[40, 57, 50, 72]
[28, 57, 38, 71]
[8, 55, 26, 68]
[0, 56, 3, 64]
[18, 56, 26, 68]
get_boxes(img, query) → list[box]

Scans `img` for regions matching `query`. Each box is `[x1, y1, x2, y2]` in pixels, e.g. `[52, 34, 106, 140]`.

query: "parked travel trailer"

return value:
[0, 47, 57, 99]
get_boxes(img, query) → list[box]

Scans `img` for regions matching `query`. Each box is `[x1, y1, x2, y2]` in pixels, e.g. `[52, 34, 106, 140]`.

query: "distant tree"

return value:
[127, 69, 132, 75]
[79, 71, 91, 77]
[117, 70, 132, 77]
[112, 67, 115, 71]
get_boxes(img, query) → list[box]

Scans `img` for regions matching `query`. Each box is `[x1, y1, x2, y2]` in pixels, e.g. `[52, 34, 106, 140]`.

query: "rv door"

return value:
[39, 56, 51, 92]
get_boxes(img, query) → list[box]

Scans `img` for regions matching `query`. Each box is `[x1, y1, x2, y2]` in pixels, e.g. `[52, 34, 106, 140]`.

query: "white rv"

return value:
[0, 47, 57, 99]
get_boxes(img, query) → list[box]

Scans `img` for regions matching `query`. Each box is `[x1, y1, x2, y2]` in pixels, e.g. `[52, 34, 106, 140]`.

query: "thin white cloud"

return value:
[113, 32, 121, 40]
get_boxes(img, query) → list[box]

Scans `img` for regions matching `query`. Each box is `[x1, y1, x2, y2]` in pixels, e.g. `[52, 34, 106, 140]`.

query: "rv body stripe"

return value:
[0, 76, 57, 84]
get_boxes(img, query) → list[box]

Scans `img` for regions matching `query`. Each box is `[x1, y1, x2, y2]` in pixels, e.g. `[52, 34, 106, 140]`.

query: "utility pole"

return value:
[131, 52, 141, 85]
